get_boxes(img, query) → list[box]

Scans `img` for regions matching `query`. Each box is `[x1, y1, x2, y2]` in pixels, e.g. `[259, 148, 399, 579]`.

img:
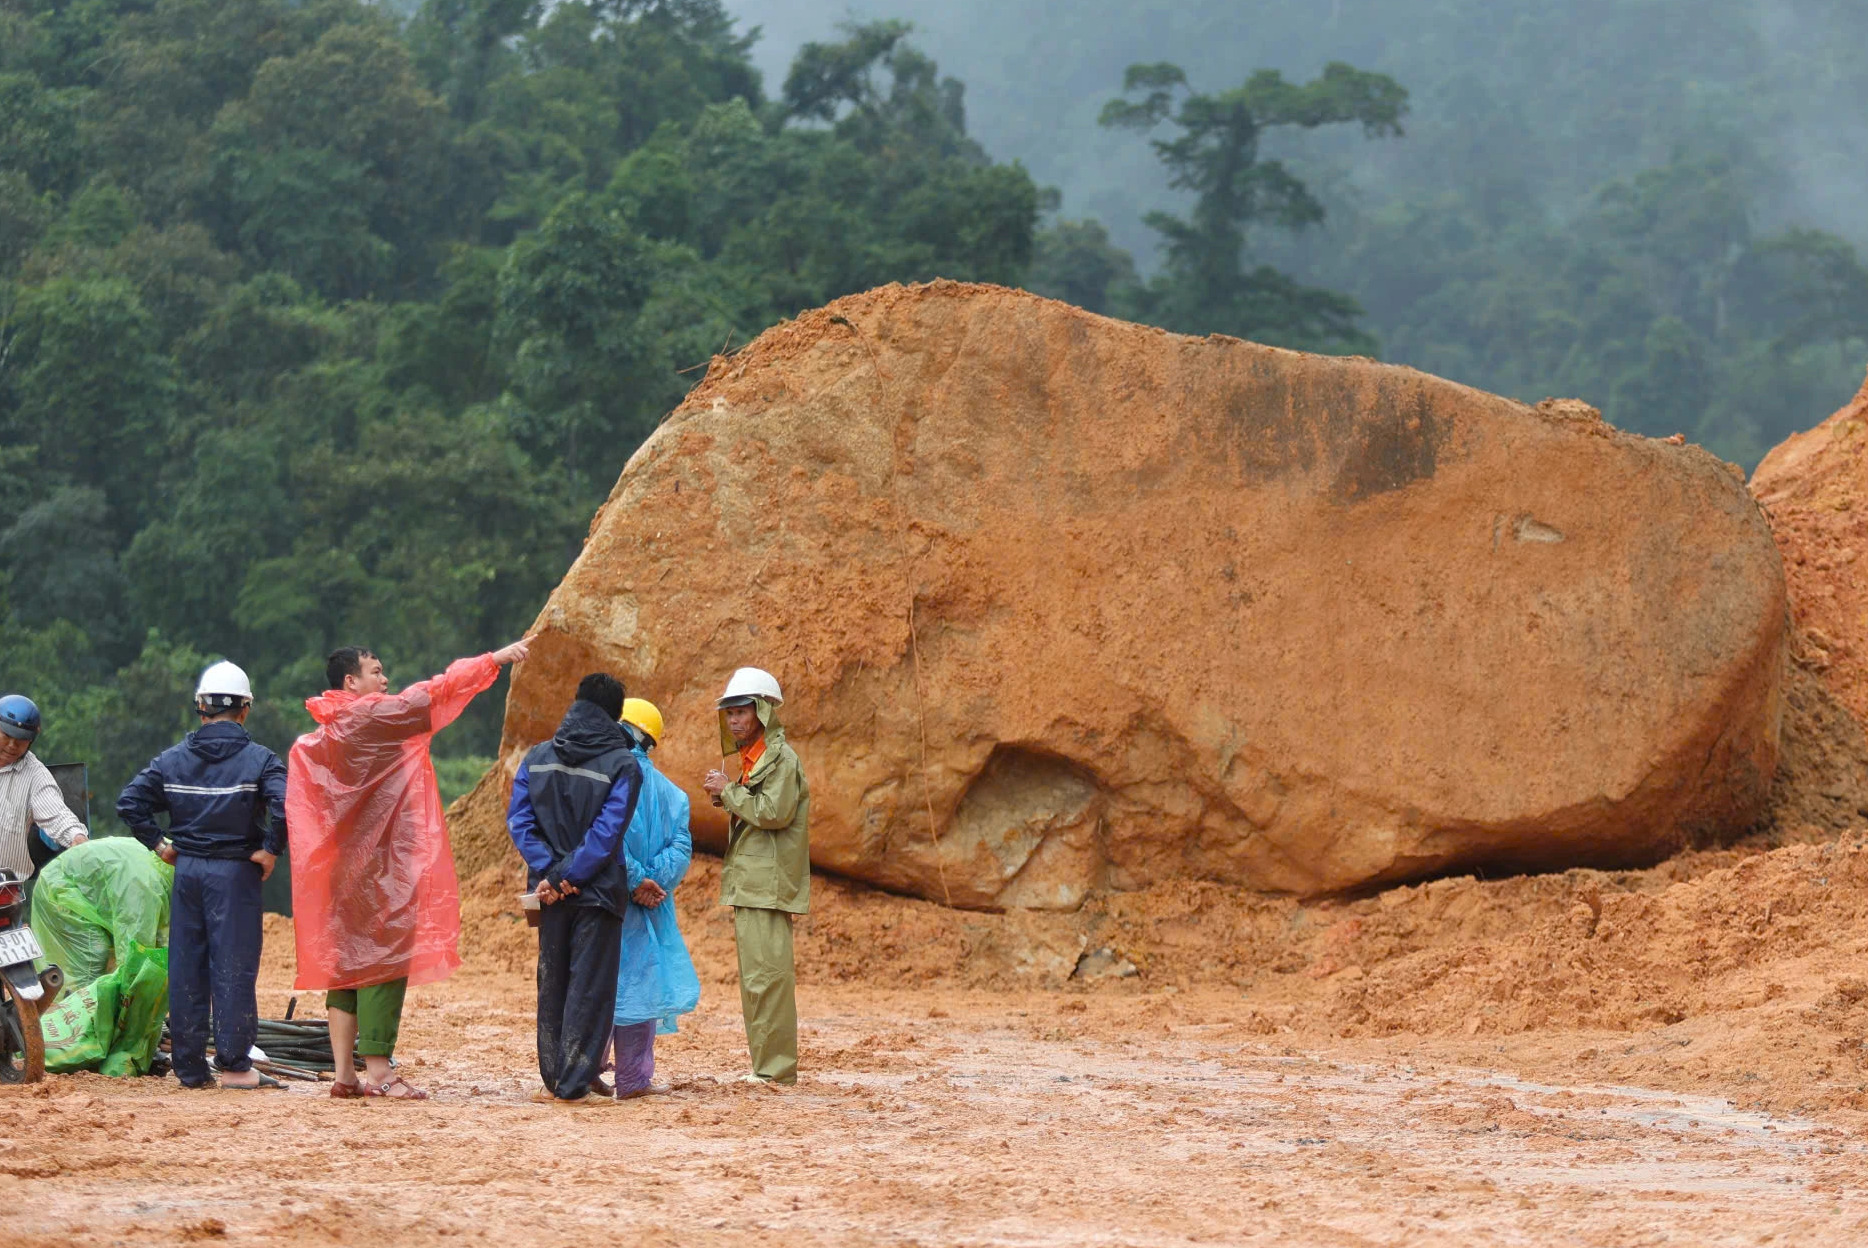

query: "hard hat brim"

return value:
[716, 695, 758, 709]
[0, 721, 35, 740]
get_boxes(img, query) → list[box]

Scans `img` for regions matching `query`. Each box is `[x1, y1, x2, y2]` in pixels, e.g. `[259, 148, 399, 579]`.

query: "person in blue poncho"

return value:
[607, 697, 699, 1098]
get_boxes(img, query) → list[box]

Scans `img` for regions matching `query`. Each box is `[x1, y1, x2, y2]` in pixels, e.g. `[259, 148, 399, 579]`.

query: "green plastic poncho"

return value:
[30, 837, 174, 989]
[40, 945, 171, 1076]
[28, 838, 174, 1076]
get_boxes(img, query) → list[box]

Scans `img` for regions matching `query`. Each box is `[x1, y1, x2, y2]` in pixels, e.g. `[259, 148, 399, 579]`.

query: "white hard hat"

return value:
[716, 667, 782, 708]
[195, 661, 254, 702]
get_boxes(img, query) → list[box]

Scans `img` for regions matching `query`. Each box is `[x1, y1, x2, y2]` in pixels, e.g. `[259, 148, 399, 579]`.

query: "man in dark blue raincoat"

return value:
[506, 672, 643, 1102]
[118, 660, 287, 1090]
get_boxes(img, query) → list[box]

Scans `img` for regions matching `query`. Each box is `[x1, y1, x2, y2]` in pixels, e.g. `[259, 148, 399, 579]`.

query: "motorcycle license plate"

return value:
[0, 928, 42, 965]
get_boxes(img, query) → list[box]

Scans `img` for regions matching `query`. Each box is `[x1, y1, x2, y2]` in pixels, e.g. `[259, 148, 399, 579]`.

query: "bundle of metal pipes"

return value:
[246, 1017, 357, 1080]
[159, 1000, 362, 1082]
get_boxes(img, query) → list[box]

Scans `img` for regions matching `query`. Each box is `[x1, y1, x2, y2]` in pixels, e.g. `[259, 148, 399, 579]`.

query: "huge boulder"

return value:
[450, 281, 1787, 905]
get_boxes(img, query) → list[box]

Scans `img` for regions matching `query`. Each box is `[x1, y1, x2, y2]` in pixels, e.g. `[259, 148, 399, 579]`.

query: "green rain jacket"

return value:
[31, 837, 174, 990]
[718, 698, 809, 914]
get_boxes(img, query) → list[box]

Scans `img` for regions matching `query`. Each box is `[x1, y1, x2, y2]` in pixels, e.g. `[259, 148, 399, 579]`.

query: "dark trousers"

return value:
[536, 902, 622, 1099]
[168, 856, 264, 1086]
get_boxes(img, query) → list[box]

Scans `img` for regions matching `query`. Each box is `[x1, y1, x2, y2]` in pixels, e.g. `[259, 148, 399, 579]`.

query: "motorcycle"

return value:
[0, 867, 63, 1083]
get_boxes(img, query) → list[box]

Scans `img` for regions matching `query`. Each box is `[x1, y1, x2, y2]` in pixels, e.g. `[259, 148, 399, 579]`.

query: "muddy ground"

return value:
[9, 831, 1868, 1246]
[5, 975, 1868, 1247]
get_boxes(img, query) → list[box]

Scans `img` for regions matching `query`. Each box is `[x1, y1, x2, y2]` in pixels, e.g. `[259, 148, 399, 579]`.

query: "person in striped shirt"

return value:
[0, 694, 89, 883]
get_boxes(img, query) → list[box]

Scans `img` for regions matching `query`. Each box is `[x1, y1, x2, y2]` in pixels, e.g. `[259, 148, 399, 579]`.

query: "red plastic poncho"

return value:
[286, 653, 501, 991]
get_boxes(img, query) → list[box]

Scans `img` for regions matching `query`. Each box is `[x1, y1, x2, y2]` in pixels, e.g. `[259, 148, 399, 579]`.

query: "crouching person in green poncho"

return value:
[30, 836, 174, 1076]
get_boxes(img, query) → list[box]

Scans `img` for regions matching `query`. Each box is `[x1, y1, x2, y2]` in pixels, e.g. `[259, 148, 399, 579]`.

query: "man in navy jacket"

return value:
[506, 672, 642, 1102]
[118, 661, 287, 1089]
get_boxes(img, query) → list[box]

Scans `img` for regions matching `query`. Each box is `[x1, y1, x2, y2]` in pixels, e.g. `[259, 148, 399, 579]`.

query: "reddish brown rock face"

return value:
[451, 282, 1787, 905]
[1752, 370, 1868, 723]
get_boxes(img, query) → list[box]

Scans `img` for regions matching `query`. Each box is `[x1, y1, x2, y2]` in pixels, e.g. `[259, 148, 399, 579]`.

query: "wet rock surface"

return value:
[453, 281, 1787, 902]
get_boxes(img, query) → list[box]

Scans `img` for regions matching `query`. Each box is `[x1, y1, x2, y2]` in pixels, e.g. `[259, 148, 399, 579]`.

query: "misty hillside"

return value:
[734, 0, 1868, 465]
[731, 0, 1868, 252]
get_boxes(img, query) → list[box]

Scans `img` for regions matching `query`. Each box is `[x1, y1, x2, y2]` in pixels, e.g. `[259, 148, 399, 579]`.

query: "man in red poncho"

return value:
[288, 639, 529, 1099]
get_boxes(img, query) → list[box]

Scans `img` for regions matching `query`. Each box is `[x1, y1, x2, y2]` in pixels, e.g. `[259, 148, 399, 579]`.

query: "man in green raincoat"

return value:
[701, 666, 808, 1085]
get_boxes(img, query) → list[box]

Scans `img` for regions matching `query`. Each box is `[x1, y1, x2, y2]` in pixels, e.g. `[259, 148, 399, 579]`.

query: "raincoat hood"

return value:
[184, 720, 252, 764]
[718, 696, 783, 759]
[304, 687, 362, 724]
[554, 699, 632, 766]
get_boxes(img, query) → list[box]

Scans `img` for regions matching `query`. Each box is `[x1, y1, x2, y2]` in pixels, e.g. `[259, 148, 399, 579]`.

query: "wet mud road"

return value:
[5, 973, 1866, 1246]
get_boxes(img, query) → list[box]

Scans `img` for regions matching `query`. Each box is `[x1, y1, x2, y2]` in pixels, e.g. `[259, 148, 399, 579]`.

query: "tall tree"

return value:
[1101, 61, 1406, 351]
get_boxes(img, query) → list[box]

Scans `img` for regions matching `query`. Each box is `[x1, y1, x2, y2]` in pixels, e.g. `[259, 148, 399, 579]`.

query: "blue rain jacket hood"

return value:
[614, 746, 700, 1032]
[117, 720, 288, 859]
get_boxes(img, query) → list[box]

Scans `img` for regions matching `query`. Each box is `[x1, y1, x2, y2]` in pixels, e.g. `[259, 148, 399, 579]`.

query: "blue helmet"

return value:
[0, 695, 41, 742]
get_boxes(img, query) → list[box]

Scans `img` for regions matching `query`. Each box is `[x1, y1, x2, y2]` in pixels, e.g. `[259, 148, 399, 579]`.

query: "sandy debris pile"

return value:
[460, 830, 1868, 1037]
[1753, 656, 1868, 836]
[452, 279, 1787, 904]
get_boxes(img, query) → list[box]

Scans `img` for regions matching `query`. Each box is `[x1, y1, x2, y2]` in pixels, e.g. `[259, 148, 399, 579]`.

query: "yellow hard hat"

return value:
[620, 697, 664, 747]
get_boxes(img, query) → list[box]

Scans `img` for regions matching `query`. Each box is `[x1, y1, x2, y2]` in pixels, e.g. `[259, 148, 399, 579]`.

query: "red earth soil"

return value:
[9, 363, 1868, 1247]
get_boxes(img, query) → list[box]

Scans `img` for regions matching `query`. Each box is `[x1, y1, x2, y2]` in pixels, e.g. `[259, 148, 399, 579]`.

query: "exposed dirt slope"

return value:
[1754, 366, 1868, 761]
[1736, 367, 1868, 841]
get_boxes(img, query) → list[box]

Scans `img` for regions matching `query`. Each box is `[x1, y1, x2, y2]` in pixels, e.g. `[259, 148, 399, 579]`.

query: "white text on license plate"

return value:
[0, 928, 43, 964]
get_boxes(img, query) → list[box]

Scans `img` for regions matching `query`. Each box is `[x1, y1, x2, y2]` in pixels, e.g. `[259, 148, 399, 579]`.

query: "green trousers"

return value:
[733, 907, 798, 1084]
[325, 978, 408, 1058]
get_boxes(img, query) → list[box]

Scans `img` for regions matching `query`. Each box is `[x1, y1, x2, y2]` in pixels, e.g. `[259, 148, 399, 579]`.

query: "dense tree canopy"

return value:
[0, 0, 1039, 816]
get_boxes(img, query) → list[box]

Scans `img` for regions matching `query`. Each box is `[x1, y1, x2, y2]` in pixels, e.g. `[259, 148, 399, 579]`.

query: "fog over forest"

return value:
[731, 0, 1868, 256]
[736, 0, 1868, 466]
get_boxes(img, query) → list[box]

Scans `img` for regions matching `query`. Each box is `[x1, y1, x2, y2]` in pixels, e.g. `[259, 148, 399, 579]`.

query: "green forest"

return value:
[3, 0, 1867, 825]
[0, 0, 1042, 810]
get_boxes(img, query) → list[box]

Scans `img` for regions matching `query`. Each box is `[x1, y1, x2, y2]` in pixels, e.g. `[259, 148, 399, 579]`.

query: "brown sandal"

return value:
[368, 1075, 429, 1100]
[330, 1079, 366, 1099]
